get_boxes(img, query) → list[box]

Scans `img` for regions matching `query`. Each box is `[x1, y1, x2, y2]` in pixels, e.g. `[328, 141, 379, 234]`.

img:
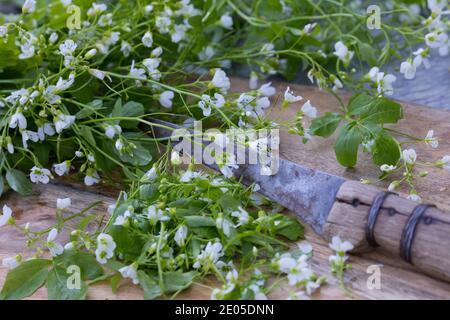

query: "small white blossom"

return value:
[119, 263, 139, 284]
[171, 151, 182, 165]
[22, 0, 36, 13]
[114, 209, 132, 226]
[231, 207, 250, 226]
[402, 148, 417, 164]
[9, 112, 27, 129]
[220, 13, 233, 29]
[333, 41, 354, 64]
[400, 60, 417, 79]
[142, 31, 153, 47]
[49, 32, 59, 44]
[54, 113, 75, 133]
[147, 205, 170, 225]
[249, 72, 258, 89]
[105, 124, 122, 139]
[380, 164, 396, 172]
[174, 225, 188, 247]
[144, 166, 158, 181]
[84, 170, 100, 186]
[47, 228, 64, 256]
[193, 241, 224, 270]
[257, 82, 276, 97]
[0, 205, 13, 227]
[329, 236, 353, 253]
[2, 255, 21, 269]
[95, 233, 116, 264]
[59, 39, 77, 57]
[30, 166, 52, 184]
[211, 69, 231, 93]
[284, 86, 303, 103]
[159, 90, 174, 108]
[87, 2, 107, 16]
[425, 130, 439, 148]
[301, 100, 317, 118]
[56, 198, 71, 210]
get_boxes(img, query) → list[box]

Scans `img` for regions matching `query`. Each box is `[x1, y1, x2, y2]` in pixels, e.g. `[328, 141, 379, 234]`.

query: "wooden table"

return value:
[1, 77, 450, 299]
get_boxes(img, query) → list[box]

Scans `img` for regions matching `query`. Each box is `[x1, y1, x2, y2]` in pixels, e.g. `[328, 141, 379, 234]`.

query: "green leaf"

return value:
[110, 274, 122, 294]
[275, 219, 304, 241]
[79, 126, 96, 146]
[360, 97, 403, 124]
[5, 168, 33, 196]
[358, 42, 377, 65]
[46, 266, 88, 300]
[163, 271, 196, 293]
[347, 93, 374, 115]
[217, 194, 240, 211]
[120, 101, 144, 129]
[75, 99, 104, 119]
[138, 271, 162, 299]
[309, 112, 341, 138]
[119, 142, 152, 166]
[184, 216, 216, 227]
[54, 251, 103, 280]
[0, 259, 51, 300]
[139, 183, 158, 200]
[334, 123, 364, 168]
[372, 130, 401, 166]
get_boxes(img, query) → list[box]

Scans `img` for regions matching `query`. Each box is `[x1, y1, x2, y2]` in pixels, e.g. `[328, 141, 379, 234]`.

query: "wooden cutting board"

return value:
[1, 77, 450, 299]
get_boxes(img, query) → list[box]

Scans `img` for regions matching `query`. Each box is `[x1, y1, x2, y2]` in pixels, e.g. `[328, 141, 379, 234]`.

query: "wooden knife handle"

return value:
[323, 180, 450, 282]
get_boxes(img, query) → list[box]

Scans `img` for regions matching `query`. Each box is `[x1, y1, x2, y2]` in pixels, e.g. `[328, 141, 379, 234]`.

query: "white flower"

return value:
[425, 129, 439, 148]
[400, 60, 416, 80]
[198, 93, 225, 116]
[388, 180, 400, 191]
[54, 113, 75, 133]
[47, 228, 64, 256]
[171, 151, 182, 165]
[120, 41, 132, 57]
[193, 241, 224, 269]
[249, 72, 258, 89]
[159, 90, 174, 108]
[402, 148, 417, 164]
[372, 69, 396, 96]
[333, 41, 354, 64]
[180, 170, 205, 182]
[216, 215, 233, 237]
[220, 13, 233, 29]
[211, 69, 231, 93]
[329, 236, 353, 253]
[56, 198, 71, 210]
[174, 225, 188, 247]
[85, 48, 97, 59]
[298, 241, 313, 254]
[114, 209, 132, 226]
[425, 31, 448, 48]
[147, 205, 170, 224]
[274, 254, 296, 273]
[0, 205, 13, 227]
[129, 60, 146, 80]
[142, 31, 153, 47]
[18, 43, 35, 60]
[61, 0, 72, 6]
[155, 15, 172, 34]
[84, 170, 100, 186]
[407, 193, 422, 203]
[87, 2, 107, 16]
[301, 100, 317, 118]
[49, 32, 59, 44]
[171, 24, 187, 43]
[22, 0, 36, 13]
[257, 82, 276, 97]
[30, 166, 52, 184]
[52, 161, 70, 177]
[441, 155, 450, 171]
[143, 58, 161, 72]
[0, 25, 7, 38]
[231, 207, 250, 226]
[105, 124, 122, 139]
[284, 86, 303, 103]
[144, 4, 154, 14]
[380, 164, 396, 172]
[2, 255, 21, 269]
[59, 39, 77, 57]
[9, 112, 27, 129]
[413, 48, 431, 69]
[119, 263, 139, 285]
[89, 69, 109, 81]
[95, 233, 116, 264]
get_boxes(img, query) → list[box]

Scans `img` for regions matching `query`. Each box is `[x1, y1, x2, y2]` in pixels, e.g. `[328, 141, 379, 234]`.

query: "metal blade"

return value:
[234, 161, 345, 235]
[146, 118, 346, 235]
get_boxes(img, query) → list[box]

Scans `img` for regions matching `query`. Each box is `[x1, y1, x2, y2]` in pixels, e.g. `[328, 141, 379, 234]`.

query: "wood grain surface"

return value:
[1, 77, 450, 299]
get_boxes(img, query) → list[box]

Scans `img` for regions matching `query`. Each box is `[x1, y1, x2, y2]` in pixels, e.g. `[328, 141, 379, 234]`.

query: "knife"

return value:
[146, 118, 450, 283]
